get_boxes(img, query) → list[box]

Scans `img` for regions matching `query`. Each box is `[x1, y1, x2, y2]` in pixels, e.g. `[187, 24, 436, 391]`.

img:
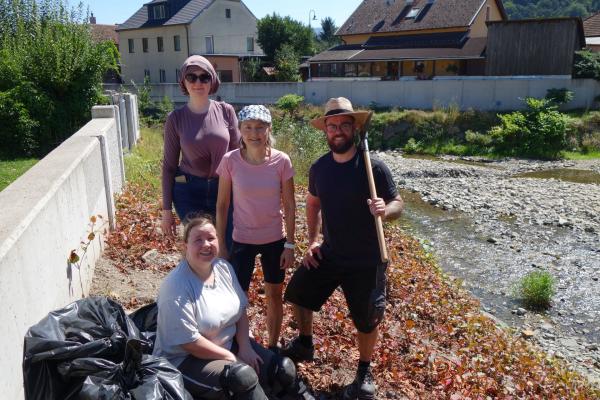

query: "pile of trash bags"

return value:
[22, 297, 190, 400]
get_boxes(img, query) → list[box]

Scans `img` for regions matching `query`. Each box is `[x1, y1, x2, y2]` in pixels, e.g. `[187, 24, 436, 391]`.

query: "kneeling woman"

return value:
[153, 215, 312, 400]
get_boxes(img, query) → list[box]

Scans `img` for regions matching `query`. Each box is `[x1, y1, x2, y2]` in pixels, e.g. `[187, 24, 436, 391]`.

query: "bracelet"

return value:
[283, 242, 295, 249]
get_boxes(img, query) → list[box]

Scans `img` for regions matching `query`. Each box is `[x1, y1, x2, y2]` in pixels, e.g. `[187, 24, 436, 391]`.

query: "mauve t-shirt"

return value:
[161, 101, 240, 210]
[216, 148, 295, 244]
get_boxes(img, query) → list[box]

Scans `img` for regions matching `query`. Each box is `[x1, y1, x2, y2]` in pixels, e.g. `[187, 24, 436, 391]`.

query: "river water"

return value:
[379, 152, 600, 383]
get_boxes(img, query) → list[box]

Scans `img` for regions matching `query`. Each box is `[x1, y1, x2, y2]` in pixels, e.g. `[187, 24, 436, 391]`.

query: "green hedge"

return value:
[0, 0, 118, 158]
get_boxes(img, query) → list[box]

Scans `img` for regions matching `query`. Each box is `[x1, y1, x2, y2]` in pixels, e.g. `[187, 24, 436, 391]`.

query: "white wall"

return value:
[189, 0, 262, 56]
[0, 105, 132, 399]
[105, 77, 600, 111]
[119, 25, 188, 84]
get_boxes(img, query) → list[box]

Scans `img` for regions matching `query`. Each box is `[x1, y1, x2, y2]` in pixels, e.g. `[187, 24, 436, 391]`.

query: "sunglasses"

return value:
[184, 73, 211, 84]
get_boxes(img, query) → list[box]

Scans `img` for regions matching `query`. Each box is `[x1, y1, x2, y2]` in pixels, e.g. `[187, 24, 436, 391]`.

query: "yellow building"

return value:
[309, 0, 506, 79]
[117, 0, 263, 84]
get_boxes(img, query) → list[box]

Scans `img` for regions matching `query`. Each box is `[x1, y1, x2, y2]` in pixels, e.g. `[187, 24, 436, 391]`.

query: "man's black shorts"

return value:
[284, 254, 387, 333]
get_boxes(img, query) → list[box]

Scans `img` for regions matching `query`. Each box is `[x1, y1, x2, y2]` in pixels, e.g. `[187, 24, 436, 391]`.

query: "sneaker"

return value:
[280, 337, 314, 362]
[341, 370, 376, 400]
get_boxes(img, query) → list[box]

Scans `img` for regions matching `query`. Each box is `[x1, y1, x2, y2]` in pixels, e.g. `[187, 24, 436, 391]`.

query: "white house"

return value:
[117, 0, 264, 84]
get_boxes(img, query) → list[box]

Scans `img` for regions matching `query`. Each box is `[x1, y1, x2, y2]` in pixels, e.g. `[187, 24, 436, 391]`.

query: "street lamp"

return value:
[308, 9, 317, 28]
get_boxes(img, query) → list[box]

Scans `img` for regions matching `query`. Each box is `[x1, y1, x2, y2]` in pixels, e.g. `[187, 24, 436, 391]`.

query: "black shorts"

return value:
[284, 255, 387, 333]
[231, 238, 286, 291]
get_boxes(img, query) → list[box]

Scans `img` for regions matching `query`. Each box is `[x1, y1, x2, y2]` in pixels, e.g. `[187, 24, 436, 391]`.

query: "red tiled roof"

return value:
[90, 24, 119, 44]
[584, 11, 600, 37]
[337, 0, 507, 36]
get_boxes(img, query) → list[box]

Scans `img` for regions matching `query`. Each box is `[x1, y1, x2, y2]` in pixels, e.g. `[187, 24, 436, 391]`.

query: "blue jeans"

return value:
[172, 171, 233, 250]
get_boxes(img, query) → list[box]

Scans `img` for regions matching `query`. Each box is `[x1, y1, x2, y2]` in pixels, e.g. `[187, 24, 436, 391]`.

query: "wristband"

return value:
[283, 242, 295, 249]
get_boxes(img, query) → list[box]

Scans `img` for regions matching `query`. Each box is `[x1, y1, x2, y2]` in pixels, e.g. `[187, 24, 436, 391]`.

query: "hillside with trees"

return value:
[504, 0, 600, 19]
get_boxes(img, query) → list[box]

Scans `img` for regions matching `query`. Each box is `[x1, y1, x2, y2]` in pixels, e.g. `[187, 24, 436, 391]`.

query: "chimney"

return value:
[90, 12, 96, 24]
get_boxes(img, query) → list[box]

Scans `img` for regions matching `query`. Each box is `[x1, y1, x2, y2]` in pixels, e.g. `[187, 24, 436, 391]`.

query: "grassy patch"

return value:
[0, 158, 38, 191]
[563, 151, 600, 160]
[123, 126, 164, 200]
[514, 271, 556, 310]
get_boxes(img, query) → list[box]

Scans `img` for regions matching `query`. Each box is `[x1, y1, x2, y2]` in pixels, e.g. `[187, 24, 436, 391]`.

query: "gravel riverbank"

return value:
[376, 151, 600, 385]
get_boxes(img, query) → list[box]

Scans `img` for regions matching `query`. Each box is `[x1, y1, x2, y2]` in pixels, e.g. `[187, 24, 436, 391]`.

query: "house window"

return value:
[174, 35, 181, 51]
[372, 62, 386, 77]
[218, 70, 233, 82]
[225, 8, 231, 18]
[406, 8, 420, 19]
[357, 63, 371, 77]
[330, 63, 344, 77]
[157, 36, 164, 52]
[142, 38, 148, 53]
[344, 63, 357, 77]
[317, 63, 331, 77]
[159, 69, 166, 83]
[144, 69, 151, 81]
[205, 36, 214, 53]
[128, 38, 134, 53]
[153, 4, 166, 20]
[246, 37, 254, 52]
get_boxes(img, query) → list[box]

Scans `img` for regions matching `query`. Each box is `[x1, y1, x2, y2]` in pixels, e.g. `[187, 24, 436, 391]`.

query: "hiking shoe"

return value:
[280, 337, 314, 362]
[341, 370, 376, 400]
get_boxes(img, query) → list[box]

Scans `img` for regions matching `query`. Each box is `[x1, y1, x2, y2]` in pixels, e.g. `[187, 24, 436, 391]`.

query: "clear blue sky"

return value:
[80, 0, 363, 28]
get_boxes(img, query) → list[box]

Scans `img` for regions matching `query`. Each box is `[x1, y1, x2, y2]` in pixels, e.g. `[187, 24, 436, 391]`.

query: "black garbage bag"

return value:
[129, 302, 158, 349]
[58, 339, 191, 400]
[23, 296, 191, 400]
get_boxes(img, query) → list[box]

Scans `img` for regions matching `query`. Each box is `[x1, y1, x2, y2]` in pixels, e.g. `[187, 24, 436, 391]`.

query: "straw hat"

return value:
[310, 97, 371, 131]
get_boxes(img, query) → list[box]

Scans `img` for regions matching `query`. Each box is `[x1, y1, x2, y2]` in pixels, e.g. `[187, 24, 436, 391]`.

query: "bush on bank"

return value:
[273, 94, 598, 160]
[0, 0, 118, 158]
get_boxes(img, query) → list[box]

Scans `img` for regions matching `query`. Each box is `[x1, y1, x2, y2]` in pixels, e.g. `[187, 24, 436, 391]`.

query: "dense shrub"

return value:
[271, 115, 328, 184]
[514, 271, 555, 310]
[573, 50, 600, 80]
[545, 88, 573, 105]
[0, 0, 118, 158]
[488, 98, 569, 159]
[276, 94, 304, 116]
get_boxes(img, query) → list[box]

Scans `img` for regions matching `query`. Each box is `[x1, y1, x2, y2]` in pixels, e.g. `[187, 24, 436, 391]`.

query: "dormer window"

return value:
[152, 4, 167, 20]
[406, 8, 420, 19]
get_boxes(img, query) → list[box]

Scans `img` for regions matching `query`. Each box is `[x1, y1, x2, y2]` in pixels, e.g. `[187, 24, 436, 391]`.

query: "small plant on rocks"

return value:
[515, 270, 556, 310]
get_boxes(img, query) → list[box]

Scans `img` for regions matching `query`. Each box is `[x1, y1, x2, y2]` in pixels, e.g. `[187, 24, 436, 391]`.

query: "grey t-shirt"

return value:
[153, 258, 248, 366]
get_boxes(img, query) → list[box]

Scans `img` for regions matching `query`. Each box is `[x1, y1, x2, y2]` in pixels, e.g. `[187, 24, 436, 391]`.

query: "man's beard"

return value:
[327, 134, 354, 154]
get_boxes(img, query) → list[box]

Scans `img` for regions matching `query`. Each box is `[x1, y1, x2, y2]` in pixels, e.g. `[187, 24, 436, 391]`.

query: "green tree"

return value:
[274, 44, 301, 82]
[0, 0, 118, 157]
[316, 17, 341, 52]
[257, 13, 314, 62]
[319, 17, 338, 43]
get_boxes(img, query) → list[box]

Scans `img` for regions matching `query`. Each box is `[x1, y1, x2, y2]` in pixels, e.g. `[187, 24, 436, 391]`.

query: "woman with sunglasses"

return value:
[161, 55, 239, 247]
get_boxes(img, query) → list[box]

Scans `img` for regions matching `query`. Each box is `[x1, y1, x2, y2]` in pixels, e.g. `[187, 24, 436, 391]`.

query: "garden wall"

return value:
[0, 101, 136, 399]
[105, 76, 600, 111]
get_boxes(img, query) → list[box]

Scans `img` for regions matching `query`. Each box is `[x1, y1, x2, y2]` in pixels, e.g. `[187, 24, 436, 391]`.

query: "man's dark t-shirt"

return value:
[308, 150, 398, 267]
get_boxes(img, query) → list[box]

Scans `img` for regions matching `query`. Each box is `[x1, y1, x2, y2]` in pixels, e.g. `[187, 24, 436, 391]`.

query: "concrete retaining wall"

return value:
[0, 103, 133, 399]
[105, 77, 600, 111]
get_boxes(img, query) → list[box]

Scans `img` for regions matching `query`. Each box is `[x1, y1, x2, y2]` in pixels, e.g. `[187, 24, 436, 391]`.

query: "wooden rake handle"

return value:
[360, 112, 389, 264]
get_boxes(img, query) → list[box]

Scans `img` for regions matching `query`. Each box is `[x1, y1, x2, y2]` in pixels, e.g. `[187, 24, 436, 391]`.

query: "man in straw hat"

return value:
[282, 97, 403, 399]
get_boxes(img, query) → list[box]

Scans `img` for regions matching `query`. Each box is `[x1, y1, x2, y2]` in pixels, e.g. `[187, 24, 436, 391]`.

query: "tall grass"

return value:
[272, 115, 329, 186]
[124, 126, 164, 200]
